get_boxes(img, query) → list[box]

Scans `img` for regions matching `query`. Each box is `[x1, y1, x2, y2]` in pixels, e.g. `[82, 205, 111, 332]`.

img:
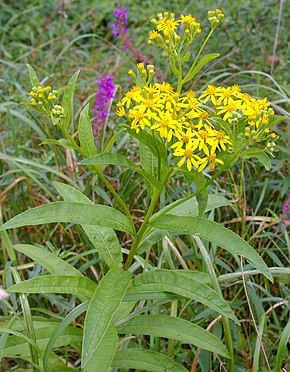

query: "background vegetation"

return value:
[1, 0, 289, 371]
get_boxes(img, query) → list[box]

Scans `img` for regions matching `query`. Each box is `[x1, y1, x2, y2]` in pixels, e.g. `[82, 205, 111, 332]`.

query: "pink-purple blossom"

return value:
[93, 74, 115, 138]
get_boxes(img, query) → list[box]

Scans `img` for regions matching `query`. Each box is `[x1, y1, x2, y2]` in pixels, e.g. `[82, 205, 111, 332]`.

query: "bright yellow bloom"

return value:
[174, 142, 200, 171]
[171, 128, 198, 149]
[216, 97, 241, 121]
[198, 85, 220, 105]
[208, 130, 232, 151]
[215, 86, 233, 105]
[150, 111, 181, 142]
[197, 146, 224, 172]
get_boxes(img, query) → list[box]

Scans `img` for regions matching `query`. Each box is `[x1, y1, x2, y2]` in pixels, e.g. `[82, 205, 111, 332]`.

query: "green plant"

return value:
[1, 8, 288, 372]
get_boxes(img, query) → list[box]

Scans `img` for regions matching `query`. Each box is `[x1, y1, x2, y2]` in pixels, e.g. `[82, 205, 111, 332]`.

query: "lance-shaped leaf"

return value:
[117, 315, 229, 358]
[0, 202, 134, 235]
[152, 215, 273, 281]
[112, 349, 187, 371]
[26, 64, 40, 87]
[53, 182, 123, 268]
[128, 269, 238, 322]
[82, 269, 131, 368]
[7, 275, 97, 300]
[1, 326, 82, 358]
[241, 149, 271, 171]
[79, 103, 97, 159]
[61, 70, 80, 129]
[13, 244, 82, 277]
[152, 194, 232, 220]
[80, 153, 162, 190]
[182, 53, 220, 83]
[84, 326, 118, 372]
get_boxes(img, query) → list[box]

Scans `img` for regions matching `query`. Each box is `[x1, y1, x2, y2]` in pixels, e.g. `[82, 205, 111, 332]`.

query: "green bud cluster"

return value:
[51, 104, 65, 118]
[28, 85, 59, 115]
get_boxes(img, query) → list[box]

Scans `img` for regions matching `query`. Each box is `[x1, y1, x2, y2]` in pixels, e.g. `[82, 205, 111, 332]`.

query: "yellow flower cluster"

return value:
[29, 85, 60, 115]
[116, 70, 275, 173]
[148, 12, 202, 49]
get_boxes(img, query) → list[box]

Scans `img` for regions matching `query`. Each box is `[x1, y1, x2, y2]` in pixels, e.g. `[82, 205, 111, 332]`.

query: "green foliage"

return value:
[1, 1, 289, 371]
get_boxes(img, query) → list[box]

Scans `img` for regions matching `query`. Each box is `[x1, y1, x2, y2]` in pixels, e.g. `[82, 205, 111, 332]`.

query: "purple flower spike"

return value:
[112, 4, 129, 38]
[93, 74, 115, 139]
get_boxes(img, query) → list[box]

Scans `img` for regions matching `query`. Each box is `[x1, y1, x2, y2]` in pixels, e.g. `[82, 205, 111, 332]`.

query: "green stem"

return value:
[57, 124, 134, 230]
[191, 28, 215, 70]
[177, 57, 183, 94]
[124, 166, 175, 270]
[124, 190, 160, 270]
[194, 237, 235, 371]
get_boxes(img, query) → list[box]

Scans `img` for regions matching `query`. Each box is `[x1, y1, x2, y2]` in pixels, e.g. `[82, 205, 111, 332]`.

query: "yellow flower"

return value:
[215, 86, 233, 105]
[116, 107, 126, 117]
[198, 85, 220, 105]
[186, 109, 212, 128]
[148, 30, 161, 40]
[150, 111, 181, 142]
[216, 97, 241, 121]
[129, 109, 151, 130]
[134, 96, 163, 120]
[171, 128, 198, 149]
[173, 142, 200, 171]
[208, 130, 232, 151]
[197, 147, 224, 172]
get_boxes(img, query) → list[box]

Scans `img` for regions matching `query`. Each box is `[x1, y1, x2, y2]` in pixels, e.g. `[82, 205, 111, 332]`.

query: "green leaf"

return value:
[183, 169, 208, 215]
[80, 153, 162, 190]
[152, 194, 232, 219]
[125, 126, 168, 163]
[112, 349, 187, 371]
[41, 138, 74, 149]
[82, 268, 131, 368]
[1, 326, 82, 358]
[26, 64, 39, 87]
[241, 149, 271, 171]
[169, 55, 180, 77]
[13, 244, 82, 276]
[61, 70, 80, 129]
[7, 275, 97, 299]
[53, 181, 123, 268]
[43, 302, 88, 371]
[140, 142, 159, 196]
[128, 270, 238, 322]
[152, 215, 273, 281]
[117, 315, 229, 358]
[182, 53, 220, 84]
[137, 228, 167, 255]
[0, 201, 134, 235]
[274, 318, 290, 372]
[79, 103, 97, 159]
[84, 326, 118, 372]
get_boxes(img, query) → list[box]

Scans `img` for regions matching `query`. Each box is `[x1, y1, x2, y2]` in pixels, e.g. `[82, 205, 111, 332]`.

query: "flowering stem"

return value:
[191, 28, 215, 70]
[177, 57, 183, 94]
[124, 166, 175, 270]
[149, 146, 246, 225]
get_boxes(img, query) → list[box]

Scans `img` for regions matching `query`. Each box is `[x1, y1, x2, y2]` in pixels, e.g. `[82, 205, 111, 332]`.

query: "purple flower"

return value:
[280, 193, 290, 227]
[112, 4, 129, 38]
[93, 74, 115, 138]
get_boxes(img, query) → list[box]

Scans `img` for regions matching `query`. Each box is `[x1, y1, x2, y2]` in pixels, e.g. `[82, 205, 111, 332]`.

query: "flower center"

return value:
[184, 149, 193, 158]
[199, 111, 208, 119]
[199, 130, 208, 139]
[208, 155, 216, 162]
[181, 136, 189, 142]
[216, 130, 225, 139]
[144, 99, 154, 108]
